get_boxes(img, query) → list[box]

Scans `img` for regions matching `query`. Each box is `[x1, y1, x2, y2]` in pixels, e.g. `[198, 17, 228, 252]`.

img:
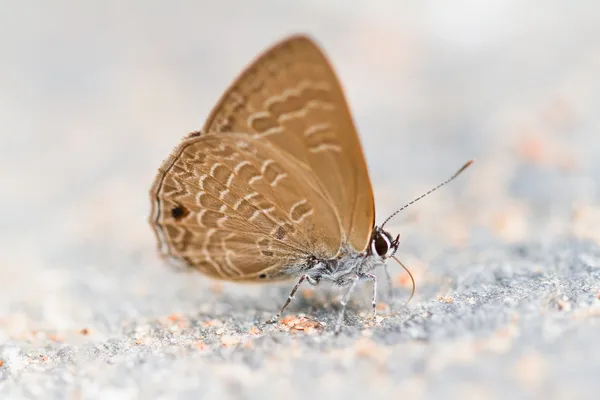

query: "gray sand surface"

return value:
[2, 2, 600, 399]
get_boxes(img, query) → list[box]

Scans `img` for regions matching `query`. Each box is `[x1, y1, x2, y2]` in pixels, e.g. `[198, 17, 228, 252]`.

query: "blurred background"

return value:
[1, 1, 599, 399]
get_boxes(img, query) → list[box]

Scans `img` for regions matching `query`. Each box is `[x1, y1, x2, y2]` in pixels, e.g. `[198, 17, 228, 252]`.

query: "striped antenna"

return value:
[380, 160, 474, 229]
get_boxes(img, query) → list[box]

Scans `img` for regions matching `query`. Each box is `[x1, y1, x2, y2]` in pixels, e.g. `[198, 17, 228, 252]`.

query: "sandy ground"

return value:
[1, 1, 600, 399]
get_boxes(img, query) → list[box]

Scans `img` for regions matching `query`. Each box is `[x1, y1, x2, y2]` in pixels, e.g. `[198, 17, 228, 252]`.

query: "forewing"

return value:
[202, 35, 375, 252]
[150, 133, 341, 281]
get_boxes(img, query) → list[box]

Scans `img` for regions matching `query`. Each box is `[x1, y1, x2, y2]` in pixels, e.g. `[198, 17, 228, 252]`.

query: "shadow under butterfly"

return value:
[149, 34, 473, 334]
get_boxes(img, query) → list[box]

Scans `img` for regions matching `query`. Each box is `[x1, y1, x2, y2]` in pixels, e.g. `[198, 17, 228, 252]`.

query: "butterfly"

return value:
[149, 34, 472, 334]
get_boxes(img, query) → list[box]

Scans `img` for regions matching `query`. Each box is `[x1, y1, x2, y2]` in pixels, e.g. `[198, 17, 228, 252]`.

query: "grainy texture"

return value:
[1, 1, 600, 399]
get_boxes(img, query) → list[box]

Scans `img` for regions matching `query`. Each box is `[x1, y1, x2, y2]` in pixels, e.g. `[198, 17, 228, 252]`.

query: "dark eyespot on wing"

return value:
[171, 205, 189, 220]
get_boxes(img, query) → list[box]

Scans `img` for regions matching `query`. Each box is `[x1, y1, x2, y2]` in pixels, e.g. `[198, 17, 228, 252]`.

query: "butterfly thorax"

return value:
[288, 245, 383, 288]
[292, 227, 399, 286]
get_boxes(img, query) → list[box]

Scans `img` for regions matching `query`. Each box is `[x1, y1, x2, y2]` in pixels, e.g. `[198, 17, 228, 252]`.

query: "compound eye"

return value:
[373, 232, 391, 257]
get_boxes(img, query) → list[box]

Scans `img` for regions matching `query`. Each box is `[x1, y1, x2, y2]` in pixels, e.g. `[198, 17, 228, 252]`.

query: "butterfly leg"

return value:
[383, 264, 394, 299]
[334, 276, 359, 335]
[267, 274, 316, 324]
[362, 273, 378, 320]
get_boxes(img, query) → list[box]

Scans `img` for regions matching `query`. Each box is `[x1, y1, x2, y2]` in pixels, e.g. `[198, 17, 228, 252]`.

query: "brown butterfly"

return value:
[149, 35, 472, 334]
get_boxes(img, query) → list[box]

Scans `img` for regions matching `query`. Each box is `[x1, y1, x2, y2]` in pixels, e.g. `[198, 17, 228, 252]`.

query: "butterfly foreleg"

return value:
[267, 274, 316, 324]
[360, 273, 378, 320]
[383, 264, 393, 299]
[333, 276, 360, 335]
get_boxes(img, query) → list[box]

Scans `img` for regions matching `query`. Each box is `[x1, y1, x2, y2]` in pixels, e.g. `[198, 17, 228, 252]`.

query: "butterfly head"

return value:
[368, 226, 399, 260]
[368, 160, 474, 261]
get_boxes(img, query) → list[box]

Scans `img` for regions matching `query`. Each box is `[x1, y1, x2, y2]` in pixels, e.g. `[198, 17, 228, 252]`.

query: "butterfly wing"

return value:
[150, 133, 342, 281]
[202, 35, 375, 253]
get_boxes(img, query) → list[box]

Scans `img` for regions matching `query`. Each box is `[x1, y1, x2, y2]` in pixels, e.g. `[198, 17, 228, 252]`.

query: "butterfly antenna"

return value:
[391, 255, 415, 303]
[380, 160, 474, 229]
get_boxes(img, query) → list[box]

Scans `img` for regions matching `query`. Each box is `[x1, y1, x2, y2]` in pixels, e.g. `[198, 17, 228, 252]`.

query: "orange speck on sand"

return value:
[517, 136, 545, 163]
[301, 288, 314, 299]
[376, 303, 389, 311]
[491, 205, 528, 242]
[210, 281, 224, 294]
[0, 360, 4, 367]
[354, 337, 377, 357]
[168, 314, 182, 322]
[49, 334, 63, 342]
[395, 274, 412, 287]
[195, 341, 207, 350]
[79, 328, 89, 336]
[280, 315, 323, 333]
[248, 326, 261, 335]
[438, 296, 454, 303]
[353, 337, 389, 363]
[202, 319, 223, 327]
